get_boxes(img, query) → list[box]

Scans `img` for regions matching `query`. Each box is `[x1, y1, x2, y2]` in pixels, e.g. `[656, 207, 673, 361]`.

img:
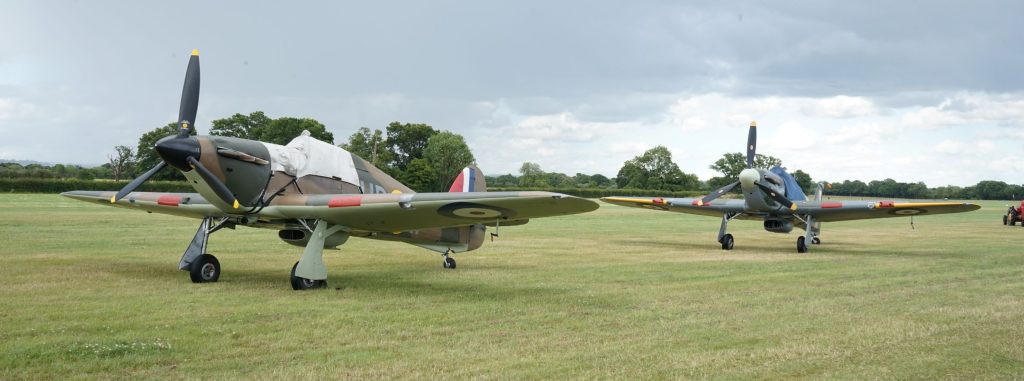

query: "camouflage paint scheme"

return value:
[63, 135, 597, 285]
[60, 50, 598, 289]
[601, 122, 980, 253]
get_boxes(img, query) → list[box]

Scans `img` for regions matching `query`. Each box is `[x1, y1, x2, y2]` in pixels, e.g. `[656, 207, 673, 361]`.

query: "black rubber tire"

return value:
[721, 234, 734, 250]
[812, 237, 821, 245]
[1004, 215, 1009, 225]
[797, 236, 808, 253]
[443, 257, 457, 269]
[290, 261, 327, 290]
[189, 254, 220, 283]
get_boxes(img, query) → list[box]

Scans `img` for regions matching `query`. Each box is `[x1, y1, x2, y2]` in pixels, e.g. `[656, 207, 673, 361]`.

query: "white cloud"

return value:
[508, 112, 629, 143]
[610, 141, 649, 155]
[902, 92, 1024, 129]
[935, 139, 963, 154]
[935, 139, 998, 156]
[764, 121, 817, 151]
[801, 95, 876, 118]
[0, 98, 43, 122]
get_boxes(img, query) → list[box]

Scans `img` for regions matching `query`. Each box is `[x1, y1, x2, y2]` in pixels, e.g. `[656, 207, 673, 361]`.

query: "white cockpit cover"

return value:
[262, 130, 360, 184]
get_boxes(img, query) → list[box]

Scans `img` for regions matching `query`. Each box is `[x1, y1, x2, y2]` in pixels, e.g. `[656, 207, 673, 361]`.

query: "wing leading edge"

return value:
[600, 196, 979, 222]
[62, 190, 599, 232]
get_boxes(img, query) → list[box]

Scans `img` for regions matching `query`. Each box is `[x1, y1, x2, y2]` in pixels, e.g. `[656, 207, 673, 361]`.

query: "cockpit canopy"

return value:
[768, 166, 807, 201]
[264, 130, 360, 185]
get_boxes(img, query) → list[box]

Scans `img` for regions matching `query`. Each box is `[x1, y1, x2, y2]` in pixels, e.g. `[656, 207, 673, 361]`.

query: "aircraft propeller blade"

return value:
[754, 182, 796, 211]
[175, 50, 201, 139]
[698, 181, 740, 205]
[110, 161, 167, 203]
[746, 121, 756, 168]
[187, 156, 239, 209]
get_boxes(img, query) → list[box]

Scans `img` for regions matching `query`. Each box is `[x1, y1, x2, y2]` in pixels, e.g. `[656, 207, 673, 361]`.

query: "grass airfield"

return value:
[1, 193, 1022, 380]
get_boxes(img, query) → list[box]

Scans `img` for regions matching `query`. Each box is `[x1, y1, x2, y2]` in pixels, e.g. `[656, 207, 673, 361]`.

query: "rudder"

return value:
[448, 165, 487, 192]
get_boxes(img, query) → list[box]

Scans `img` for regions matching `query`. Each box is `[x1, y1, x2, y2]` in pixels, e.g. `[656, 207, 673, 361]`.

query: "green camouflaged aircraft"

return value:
[602, 122, 980, 253]
[62, 50, 598, 290]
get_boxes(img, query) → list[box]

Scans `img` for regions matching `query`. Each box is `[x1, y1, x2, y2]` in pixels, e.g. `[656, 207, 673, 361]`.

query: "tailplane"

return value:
[448, 165, 487, 192]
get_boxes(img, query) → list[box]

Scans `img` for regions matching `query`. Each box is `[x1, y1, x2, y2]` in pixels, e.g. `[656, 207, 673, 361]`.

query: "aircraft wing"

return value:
[601, 197, 748, 218]
[601, 196, 979, 222]
[63, 190, 599, 232]
[786, 200, 980, 222]
[262, 191, 598, 232]
[62, 191, 222, 219]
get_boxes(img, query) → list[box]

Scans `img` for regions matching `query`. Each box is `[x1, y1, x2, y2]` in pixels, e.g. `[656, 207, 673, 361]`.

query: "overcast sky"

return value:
[2, 1, 1022, 186]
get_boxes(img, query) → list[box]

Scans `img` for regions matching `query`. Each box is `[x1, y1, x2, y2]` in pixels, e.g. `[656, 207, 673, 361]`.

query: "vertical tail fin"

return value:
[815, 182, 830, 201]
[448, 165, 487, 192]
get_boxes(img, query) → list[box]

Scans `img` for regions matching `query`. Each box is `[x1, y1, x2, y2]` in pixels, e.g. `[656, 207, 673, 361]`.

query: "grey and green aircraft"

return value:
[62, 50, 598, 290]
[602, 122, 980, 253]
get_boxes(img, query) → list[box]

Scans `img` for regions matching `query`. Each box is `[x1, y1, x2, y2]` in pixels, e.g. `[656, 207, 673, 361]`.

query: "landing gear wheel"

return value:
[1004, 215, 1009, 225]
[443, 256, 457, 269]
[290, 261, 327, 290]
[189, 254, 220, 283]
[812, 237, 821, 245]
[720, 234, 735, 250]
[797, 236, 808, 253]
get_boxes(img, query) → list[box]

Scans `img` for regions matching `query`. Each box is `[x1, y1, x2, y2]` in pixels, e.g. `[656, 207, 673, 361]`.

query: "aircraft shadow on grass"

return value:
[103, 258, 566, 299]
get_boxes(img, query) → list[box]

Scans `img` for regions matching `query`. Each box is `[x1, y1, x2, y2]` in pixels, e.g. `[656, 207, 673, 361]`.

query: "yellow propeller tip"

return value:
[232, 200, 239, 209]
[191, 49, 199, 56]
[110, 196, 116, 204]
[790, 204, 798, 211]
[750, 121, 757, 127]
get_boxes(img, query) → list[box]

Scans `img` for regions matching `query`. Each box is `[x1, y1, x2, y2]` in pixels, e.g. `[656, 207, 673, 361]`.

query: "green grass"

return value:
[1, 194, 1022, 380]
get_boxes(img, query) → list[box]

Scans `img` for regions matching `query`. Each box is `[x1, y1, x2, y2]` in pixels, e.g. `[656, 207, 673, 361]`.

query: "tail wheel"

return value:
[443, 257, 457, 269]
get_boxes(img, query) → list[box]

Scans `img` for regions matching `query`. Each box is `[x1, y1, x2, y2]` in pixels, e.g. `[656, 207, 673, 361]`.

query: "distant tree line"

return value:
[3, 116, 1022, 199]
[340, 122, 475, 192]
[0, 162, 114, 181]
[824, 179, 1024, 200]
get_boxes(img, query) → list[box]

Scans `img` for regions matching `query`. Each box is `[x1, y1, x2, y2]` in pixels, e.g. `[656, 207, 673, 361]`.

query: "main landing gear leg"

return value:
[292, 220, 348, 290]
[718, 213, 734, 250]
[181, 217, 232, 283]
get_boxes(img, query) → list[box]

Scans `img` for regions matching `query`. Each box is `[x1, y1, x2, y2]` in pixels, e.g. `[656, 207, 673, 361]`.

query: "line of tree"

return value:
[5, 117, 1023, 200]
[824, 179, 1024, 200]
[485, 162, 615, 189]
[340, 122, 475, 192]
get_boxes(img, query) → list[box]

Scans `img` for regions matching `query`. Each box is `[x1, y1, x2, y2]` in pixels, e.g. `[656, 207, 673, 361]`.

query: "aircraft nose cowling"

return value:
[155, 136, 201, 171]
[739, 168, 759, 188]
